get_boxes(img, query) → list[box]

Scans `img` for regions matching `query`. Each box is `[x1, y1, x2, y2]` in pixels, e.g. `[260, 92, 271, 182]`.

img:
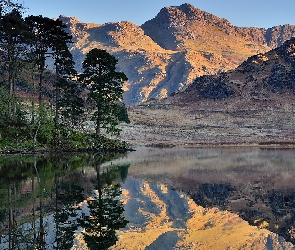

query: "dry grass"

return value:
[119, 95, 295, 148]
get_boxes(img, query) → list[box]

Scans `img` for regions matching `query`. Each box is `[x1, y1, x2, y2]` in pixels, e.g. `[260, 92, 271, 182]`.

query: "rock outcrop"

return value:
[177, 38, 295, 101]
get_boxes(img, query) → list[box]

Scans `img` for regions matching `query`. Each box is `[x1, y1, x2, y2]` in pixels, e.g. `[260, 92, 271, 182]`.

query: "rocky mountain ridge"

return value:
[173, 37, 295, 103]
[59, 3, 295, 104]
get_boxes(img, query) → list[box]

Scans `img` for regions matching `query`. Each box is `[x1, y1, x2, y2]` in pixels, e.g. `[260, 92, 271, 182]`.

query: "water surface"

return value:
[107, 146, 295, 248]
[1, 147, 295, 249]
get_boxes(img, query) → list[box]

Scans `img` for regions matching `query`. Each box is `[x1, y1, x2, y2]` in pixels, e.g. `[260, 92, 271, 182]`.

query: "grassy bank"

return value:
[0, 123, 130, 154]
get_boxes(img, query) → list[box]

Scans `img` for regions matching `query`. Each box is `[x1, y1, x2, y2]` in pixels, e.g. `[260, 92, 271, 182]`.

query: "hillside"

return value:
[175, 37, 295, 101]
[59, 3, 295, 104]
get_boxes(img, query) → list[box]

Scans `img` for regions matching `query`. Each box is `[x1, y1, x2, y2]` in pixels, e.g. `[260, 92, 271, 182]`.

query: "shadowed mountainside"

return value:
[117, 40, 295, 147]
[174, 37, 295, 102]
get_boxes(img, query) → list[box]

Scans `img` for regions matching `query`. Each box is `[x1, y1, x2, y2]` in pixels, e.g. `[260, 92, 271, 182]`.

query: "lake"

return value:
[1, 147, 295, 249]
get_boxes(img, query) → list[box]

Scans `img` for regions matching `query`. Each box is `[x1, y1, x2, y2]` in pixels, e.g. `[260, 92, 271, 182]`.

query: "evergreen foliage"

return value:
[0, 153, 129, 249]
[78, 162, 128, 250]
[80, 48, 128, 135]
[0, 4, 130, 152]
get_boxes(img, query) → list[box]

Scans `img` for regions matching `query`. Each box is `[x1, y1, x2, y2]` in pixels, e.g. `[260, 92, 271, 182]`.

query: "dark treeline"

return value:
[0, 0, 130, 152]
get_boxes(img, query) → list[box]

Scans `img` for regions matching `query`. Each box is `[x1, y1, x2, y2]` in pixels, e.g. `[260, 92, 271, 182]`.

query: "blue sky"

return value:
[23, 0, 295, 28]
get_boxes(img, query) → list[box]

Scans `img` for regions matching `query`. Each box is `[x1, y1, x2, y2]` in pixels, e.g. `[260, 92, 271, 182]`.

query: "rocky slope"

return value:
[175, 37, 295, 101]
[59, 3, 295, 104]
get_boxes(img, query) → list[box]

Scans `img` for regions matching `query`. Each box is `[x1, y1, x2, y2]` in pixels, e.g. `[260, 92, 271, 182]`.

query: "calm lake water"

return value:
[1, 147, 295, 249]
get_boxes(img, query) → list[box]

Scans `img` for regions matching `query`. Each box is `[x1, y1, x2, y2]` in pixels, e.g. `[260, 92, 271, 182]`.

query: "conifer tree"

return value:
[0, 8, 28, 119]
[80, 48, 128, 135]
[25, 15, 73, 105]
[52, 39, 79, 126]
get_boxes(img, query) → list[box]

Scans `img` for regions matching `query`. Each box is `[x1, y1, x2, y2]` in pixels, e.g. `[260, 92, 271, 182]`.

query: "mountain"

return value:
[59, 3, 295, 104]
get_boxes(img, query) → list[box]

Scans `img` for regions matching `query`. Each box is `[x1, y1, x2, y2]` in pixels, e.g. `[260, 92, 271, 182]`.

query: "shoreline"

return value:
[1, 142, 294, 156]
[143, 142, 295, 149]
[0, 147, 134, 156]
[1, 142, 294, 155]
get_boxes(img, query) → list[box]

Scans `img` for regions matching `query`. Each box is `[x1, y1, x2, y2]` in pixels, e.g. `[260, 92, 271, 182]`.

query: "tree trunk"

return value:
[96, 112, 101, 135]
[54, 69, 59, 126]
[31, 74, 35, 124]
[38, 72, 43, 106]
[38, 55, 45, 107]
[96, 121, 100, 135]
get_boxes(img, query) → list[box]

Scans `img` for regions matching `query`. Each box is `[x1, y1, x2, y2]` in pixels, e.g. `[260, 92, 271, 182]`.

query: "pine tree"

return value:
[0, 8, 28, 119]
[56, 78, 84, 127]
[25, 15, 73, 106]
[80, 49, 128, 135]
[51, 38, 78, 126]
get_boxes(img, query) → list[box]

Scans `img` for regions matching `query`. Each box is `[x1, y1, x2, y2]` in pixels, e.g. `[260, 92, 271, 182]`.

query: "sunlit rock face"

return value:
[59, 3, 295, 105]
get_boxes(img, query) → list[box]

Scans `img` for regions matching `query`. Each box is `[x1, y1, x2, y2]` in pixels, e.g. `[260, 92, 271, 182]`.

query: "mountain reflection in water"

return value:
[0, 147, 295, 249]
[106, 146, 295, 249]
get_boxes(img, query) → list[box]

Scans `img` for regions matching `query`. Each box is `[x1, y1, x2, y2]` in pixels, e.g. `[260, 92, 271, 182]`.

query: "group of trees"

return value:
[0, 0, 129, 149]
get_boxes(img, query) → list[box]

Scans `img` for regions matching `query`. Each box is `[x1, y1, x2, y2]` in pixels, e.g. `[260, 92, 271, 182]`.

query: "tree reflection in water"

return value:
[79, 158, 128, 249]
[0, 153, 129, 250]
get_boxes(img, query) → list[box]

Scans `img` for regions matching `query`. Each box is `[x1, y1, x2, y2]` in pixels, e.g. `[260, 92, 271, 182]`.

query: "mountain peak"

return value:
[141, 4, 235, 50]
[58, 15, 78, 24]
[163, 3, 232, 28]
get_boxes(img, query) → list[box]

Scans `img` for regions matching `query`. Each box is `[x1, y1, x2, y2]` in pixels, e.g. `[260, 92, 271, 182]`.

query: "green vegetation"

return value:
[79, 48, 128, 135]
[0, 1, 130, 152]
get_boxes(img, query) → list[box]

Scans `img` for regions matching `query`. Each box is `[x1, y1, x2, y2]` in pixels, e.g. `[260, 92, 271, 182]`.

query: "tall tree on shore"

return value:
[56, 77, 85, 127]
[25, 15, 73, 106]
[0, 9, 26, 92]
[0, 8, 28, 118]
[80, 49, 128, 135]
[24, 15, 48, 106]
[51, 35, 78, 126]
